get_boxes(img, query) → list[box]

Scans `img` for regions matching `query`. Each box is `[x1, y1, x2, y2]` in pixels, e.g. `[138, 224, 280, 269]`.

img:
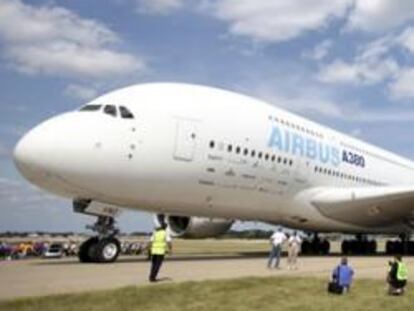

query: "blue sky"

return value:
[2, 0, 414, 233]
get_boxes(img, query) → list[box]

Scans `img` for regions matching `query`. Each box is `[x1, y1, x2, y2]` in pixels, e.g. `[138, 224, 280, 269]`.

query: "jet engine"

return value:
[155, 215, 233, 238]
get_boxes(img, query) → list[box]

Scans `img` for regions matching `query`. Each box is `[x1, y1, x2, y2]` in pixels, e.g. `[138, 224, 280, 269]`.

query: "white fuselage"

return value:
[13, 83, 414, 234]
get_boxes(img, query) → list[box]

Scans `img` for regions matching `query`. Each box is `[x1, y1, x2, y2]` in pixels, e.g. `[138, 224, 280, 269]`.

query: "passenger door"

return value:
[294, 157, 310, 186]
[173, 118, 199, 162]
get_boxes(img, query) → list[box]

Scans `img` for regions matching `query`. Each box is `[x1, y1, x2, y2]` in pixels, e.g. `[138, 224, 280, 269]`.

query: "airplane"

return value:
[13, 82, 414, 263]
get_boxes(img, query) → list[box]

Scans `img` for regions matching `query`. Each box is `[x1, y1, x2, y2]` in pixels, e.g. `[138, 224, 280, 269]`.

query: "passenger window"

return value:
[209, 141, 215, 149]
[119, 106, 134, 119]
[236, 146, 241, 154]
[79, 104, 101, 111]
[104, 105, 117, 117]
[258, 152, 263, 159]
[251, 150, 256, 157]
[227, 145, 233, 152]
[243, 148, 249, 156]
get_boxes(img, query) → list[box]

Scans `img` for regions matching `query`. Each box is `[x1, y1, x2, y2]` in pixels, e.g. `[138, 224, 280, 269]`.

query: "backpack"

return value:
[328, 281, 343, 294]
[328, 266, 343, 294]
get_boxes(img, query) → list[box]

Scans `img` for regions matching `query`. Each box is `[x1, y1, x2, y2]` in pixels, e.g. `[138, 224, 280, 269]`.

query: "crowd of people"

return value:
[0, 241, 78, 259]
[266, 228, 409, 296]
[0, 240, 149, 260]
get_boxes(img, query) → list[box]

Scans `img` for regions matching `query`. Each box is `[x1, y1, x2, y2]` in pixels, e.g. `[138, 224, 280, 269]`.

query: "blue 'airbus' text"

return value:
[268, 125, 367, 168]
[268, 126, 340, 166]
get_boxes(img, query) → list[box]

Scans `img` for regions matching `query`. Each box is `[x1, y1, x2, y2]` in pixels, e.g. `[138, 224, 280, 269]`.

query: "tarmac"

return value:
[1, 254, 413, 301]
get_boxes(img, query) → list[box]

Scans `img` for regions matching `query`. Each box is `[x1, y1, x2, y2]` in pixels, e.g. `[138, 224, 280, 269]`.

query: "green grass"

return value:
[0, 277, 412, 311]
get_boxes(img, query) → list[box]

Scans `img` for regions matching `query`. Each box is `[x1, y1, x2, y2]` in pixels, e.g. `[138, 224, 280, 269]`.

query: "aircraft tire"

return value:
[301, 240, 310, 254]
[95, 237, 121, 263]
[321, 240, 330, 255]
[78, 237, 99, 263]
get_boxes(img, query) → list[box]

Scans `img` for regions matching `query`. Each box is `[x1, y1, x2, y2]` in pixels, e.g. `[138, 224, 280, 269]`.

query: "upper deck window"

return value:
[119, 106, 134, 119]
[104, 105, 117, 117]
[79, 104, 102, 111]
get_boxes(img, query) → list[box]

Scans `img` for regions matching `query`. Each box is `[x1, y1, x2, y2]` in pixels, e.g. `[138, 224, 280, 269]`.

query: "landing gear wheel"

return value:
[78, 237, 99, 263]
[95, 237, 121, 263]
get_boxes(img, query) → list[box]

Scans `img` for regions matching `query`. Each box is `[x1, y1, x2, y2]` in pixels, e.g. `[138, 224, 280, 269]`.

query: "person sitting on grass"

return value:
[328, 257, 354, 294]
[387, 255, 408, 296]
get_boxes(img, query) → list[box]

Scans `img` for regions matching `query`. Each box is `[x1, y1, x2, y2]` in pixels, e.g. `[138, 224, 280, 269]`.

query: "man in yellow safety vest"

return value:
[387, 255, 408, 295]
[148, 223, 172, 282]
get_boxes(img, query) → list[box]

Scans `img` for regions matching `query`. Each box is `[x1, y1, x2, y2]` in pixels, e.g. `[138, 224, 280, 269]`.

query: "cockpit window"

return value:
[119, 106, 134, 119]
[79, 105, 102, 111]
[104, 105, 117, 117]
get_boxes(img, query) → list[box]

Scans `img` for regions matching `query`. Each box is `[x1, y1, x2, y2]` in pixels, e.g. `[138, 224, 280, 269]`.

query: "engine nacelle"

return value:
[155, 215, 233, 238]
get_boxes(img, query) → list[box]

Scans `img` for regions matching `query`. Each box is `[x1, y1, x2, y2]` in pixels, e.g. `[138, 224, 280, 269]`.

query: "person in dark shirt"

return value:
[387, 255, 408, 295]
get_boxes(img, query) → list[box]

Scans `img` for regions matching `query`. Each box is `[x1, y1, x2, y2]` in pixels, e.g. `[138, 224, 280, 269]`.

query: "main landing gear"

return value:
[385, 234, 414, 255]
[341, 235, 377, 255]
[78, 216, 121, 263]
[301, 234, 330, 255]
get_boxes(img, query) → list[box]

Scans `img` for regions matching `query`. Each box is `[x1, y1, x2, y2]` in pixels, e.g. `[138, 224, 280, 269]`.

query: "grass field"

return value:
[0, 276, 411, 311]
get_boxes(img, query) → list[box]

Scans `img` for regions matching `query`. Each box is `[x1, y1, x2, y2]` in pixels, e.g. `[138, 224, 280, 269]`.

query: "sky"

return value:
[2, 0, 414, 233]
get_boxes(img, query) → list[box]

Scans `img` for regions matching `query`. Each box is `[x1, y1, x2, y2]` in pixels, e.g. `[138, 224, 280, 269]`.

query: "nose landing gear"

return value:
[78, 216, 121, 263]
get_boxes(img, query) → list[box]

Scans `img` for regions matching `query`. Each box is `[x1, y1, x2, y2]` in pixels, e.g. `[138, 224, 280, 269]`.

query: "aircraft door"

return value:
[173, 118, 199, 161]
[294, 157, 310, 186]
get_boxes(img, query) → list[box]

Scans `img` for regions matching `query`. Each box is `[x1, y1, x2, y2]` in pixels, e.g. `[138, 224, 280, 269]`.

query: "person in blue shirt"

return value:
[331, 257, 354, 294]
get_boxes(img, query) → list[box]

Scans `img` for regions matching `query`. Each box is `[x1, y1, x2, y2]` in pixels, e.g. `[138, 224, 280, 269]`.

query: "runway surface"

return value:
[1, 254, 413, 301]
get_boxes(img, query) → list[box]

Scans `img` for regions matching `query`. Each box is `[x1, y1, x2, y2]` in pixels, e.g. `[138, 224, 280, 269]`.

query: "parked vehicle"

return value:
[43, 243, 64, 258]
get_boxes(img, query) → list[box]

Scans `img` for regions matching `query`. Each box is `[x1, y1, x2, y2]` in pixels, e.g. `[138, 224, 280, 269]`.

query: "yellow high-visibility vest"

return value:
[397, 262, 408, 281]
[151, 229, 167, 255]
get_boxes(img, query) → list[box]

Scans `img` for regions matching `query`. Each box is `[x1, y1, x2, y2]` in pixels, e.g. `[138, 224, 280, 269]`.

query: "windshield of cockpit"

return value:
[79, 104, 134, 119]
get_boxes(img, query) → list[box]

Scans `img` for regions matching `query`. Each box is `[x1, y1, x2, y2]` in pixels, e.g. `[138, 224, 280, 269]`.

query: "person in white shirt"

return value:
[268, 228, 287, 269]
[287, 231, 302, 270]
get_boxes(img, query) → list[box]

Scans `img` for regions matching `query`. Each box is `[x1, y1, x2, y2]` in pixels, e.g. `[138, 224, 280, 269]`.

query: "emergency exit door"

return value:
[173, 119, 198, 161]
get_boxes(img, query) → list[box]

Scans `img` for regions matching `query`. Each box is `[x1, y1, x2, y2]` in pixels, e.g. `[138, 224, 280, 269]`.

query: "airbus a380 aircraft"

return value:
[13, 83, 414, 263]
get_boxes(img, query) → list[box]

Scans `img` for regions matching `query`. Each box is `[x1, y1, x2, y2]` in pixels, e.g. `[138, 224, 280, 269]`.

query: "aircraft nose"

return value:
[13, 119, 58, 183]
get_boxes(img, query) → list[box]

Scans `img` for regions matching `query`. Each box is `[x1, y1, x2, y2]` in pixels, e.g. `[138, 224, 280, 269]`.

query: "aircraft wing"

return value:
[309, 186, 414, 227]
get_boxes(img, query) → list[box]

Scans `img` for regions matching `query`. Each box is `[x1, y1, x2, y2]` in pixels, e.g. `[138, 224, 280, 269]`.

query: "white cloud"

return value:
[317, 36, 399, 85]
[317, 60, 360, 84]
[302, 39, 333, 61]
[7, 42, 143, 78]
[316, 27, 414, 101]
[135, 0, 184, 15]
[389, 68, 414, 100]
[398, 27, 414, 54]
[0, 0, 145, 79]
[209, 0, 352, 42]
[372, 28, 414, 100]
[64, 84, 98, 101]
[346, 0, 414, 33]
[318, 58, 399, 85]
